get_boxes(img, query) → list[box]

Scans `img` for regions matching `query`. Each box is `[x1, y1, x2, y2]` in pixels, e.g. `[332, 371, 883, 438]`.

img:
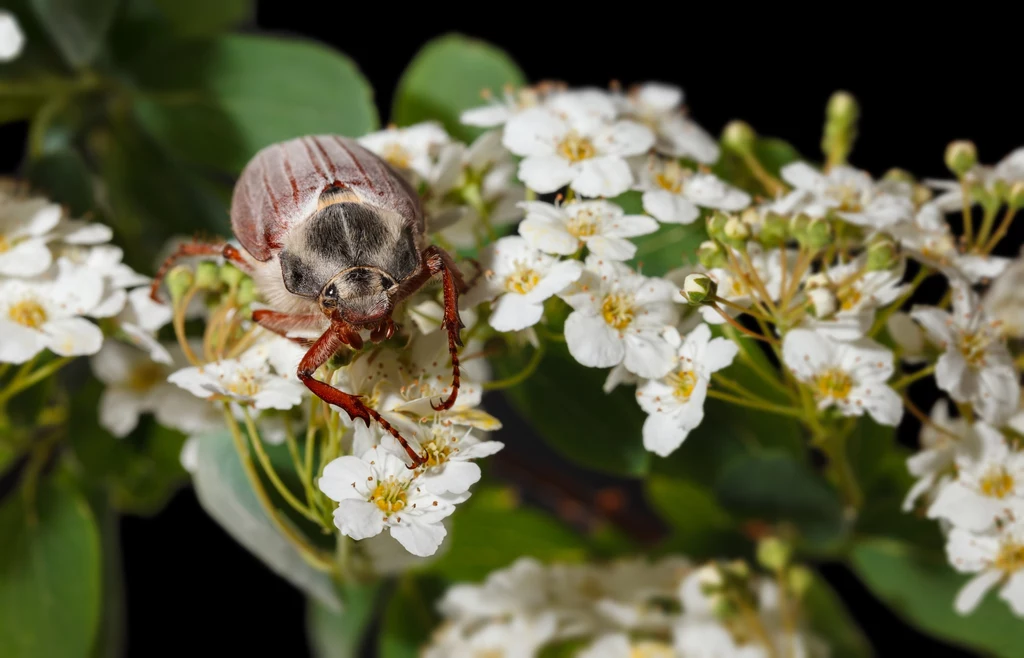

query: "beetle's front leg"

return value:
[150, 240, 250, 302]
[298, 321, 426, 468]
[422, 245, 465, 412]
[252, 309, 324, 346]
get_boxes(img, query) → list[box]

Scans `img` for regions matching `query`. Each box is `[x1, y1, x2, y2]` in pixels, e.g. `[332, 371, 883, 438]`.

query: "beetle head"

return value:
[319, 266, 398, 325]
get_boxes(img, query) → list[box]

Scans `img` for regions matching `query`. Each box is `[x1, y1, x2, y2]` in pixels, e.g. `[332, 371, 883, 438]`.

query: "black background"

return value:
[5, 4, 1022, 656]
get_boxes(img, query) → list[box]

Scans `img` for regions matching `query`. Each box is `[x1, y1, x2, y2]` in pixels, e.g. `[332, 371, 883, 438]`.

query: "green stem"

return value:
[0, 356, 72, 408]
[741, 151, 787, 197]
[240, 408, 322, 525]
[891, 363, 936, 390]
[868, 266, 931, 338]
[483, 340, 546, 391]
[974, 203, 1000, 252]
[706, 389, 804, 419]
[820, 424, 863, 511]
[982, 207, 1018, 254]
[222, 406, 334, 571]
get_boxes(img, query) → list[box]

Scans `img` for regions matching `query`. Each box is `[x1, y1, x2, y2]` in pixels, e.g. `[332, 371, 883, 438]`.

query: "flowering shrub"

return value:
[2, 4, 1024, 657]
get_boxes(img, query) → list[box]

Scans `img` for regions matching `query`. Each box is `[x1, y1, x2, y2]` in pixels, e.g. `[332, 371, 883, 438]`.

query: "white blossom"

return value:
[561, 256, 679, 379]
[699, 245, 790, 325]
[887, 310, 928, 364]
[460, 84, 554, 128]
[903, 402, 979, 511]
[891, 203, 1009, 284]
[780, 162, 914, 229]
[503, 93, 654, 197]
[636, 324, 738, 457]
[473, 236, 582, 332]
[928, 147, 1024, 212]
[317, 447, 461, 557]
[616, 83, 720, 163]
[167, 342, 306, 411]
[518, 200, 657, 261]
[803, 258, 909, 341]
[0, 10, 24, 62]
[117, 286, 174, 363]
[636, 156, 750, 224]
[911, 279, 1019, 425]
[782, 329, 902, 426]
[947, 520, 1024, 616]
[0, 187, 62, 277]
[414, 422, 504, 495]
[983, 254, 1024, 340]
[358, 122, 451, 182]
[424, 614, 558, 658]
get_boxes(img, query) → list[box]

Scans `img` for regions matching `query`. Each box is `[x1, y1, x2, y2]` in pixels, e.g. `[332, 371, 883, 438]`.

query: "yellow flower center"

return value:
[957, 331, 990, 367]
[0, 233, 10, 253]
[601, 293, 635, 331]
[920, 235, 956, 262]
[567, 209, 600, 238]
[654, 160, 686, 194]
[838, 288, 862, 311]
[832, 184, 864, 213]
[980, 466, 1015, 498]
[226, 368, 261, 398]
[815, 368, 853, 401]
[8, 299, 47, 329]
[371, 476, 408, 515]
[382, 143, 412, 170]
[557, 131, 596, 163]
[423, 426, 457, 468]
[668, 369, 698, 401]
[128, 362, 167, 393]
[630, 642, 676, 658]
[504, 263, 541, 294]
[475, 651, 504, 658]
[995, 540, 1024, 574]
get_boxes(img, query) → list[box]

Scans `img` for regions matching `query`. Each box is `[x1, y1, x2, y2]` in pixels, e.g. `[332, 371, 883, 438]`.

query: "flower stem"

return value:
[974, 203, 1000, 252]
[222, 405, 334, 571]
[710, 304, 773, 344]
[891, 363, 936, 391]
[0, 356, 72, 408]
[174, 285, 202, 367]
[981, 207, 1018, 254]
[706, 389, 803, 419]
[819, 424, 863, 511]
[741, 151, 787, 198]
[961, 180, 975, 247]
[483, 340, 546, 391]
[240, 408, 323, 526]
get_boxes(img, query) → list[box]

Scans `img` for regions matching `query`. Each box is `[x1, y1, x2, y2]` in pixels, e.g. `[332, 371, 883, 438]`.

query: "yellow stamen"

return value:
[957, 331, 990, 367]
[226, 368, 261, 397]
[557, 131, 596, 163]
[8, 299, 47, 329]
[980, 466, 1015, 499]
[995, 540, 1024, 574]
[567, 209, 599, 238]
[128, 362, 167, 393]
[654, 160, 686, 194]
[630, 643, 676, 658]
[504, 263, 541, 294]
[0, 234, 10, 253]
[839, 288, 862, 311]
[815, 368, 853, 401]
[382, 143, 412, 170]
[371, 476, 408, 515]
[668, 369, 698, 401]
[601, 293, 635, 331]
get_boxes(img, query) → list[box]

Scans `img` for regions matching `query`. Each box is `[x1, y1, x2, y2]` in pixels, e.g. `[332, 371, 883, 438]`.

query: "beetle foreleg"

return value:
[149, 241, 250, 302]
[252, 309, 323, 347]
[298, 322, 427, 468]
[423, 246, 465, 412]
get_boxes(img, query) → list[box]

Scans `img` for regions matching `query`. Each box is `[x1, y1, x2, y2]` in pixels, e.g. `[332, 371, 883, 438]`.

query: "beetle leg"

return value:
[252, 309, 323, 347]
[149, 241, 250, 302]
[369, 317, 398, 343]
[298, 322, 426, 468]
[422, 246, 465, 412]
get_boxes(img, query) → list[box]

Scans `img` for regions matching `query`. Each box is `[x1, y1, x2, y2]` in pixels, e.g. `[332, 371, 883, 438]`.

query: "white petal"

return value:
[946, 525, 999, 571]
[935, 351, 968, 401]
[455, 440, 505, 460]
[955, 570, 1002, 615]
[782, 329, 835, 380]
[420, 461, 481, 495]
[525, 259, 583, 303]
[701, 336, 740, 373]
[90, 289, 128, 319]
[252, 379, 305, 410]
[974, 366, 1020, 426]
[572, 157, 634, 198]
[502, 108, 565, 156]
[584, 235, 636, 261]
[998, 572, 1024, 616]
[658, 116, 720, 163]
[389, 521, 447, 557]
[0, 319, 47, 364]
[518, 155, 575, 193]
[643, 406, 703, 457]
[603, 213, 659, 239]
[334, 500, 385, 541]
[685, 173, 751, 211]
[99, 388, 144, 438]
[579, 634, 632, 658]
[320, 455, 374, 501]
[518, 216, 578, 256]
[928, 481, 1001, 532]
[0, 238, 52, 276]
[44, 317, 103, 357]
[623, 330, 676, 379]
[781, 161, 828, 192]
[909, 306, 953, 345]
[593, 120, 655, 157]
[565, 312, 624, 368]
[460, 104, 512, 127]
[167, 366, 216, 399]
[642, 189, 700, 224]
[852, 384, 903, 427]
[636, 83, 682, 112]
[489, 294, 544, 332]
[957, 255, 1011, 283]
[179, 436, 200, 473]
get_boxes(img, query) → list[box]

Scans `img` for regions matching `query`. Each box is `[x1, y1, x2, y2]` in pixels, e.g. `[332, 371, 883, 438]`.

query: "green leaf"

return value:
[29, 0, 119, 68]
[493, 339, 650, 477]
[130, 34, 378, 174]
[803, 572, 872, 658]
[88, 498, 125, 658]
[851, 539, 1024, 657]
[0, 476, 101, 658]
[192, 430, 342, 610]
[608, 191, 708, 277]
[714, 451, 845, 549]
[379, 577, 443, 658]
[427, 487, 588, 582]
[392, 33, 525, 143]
[713, 136, 803, 193]
[26, 148, 94, 216]
[151, 0, 250, 36]
[307, 584, 381, 658]
[645, 475, 741, 557]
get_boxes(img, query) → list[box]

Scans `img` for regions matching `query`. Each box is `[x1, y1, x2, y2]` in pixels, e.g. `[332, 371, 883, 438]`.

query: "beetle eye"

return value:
[325, 284, 337, 298]
[381, 276, 395, 291]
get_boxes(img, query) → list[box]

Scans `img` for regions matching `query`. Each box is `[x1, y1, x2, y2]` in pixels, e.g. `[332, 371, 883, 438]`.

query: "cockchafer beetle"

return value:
[150, 135, 469, 467]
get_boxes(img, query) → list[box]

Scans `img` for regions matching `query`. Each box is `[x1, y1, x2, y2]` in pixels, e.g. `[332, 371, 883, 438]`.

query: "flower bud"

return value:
[756, 537, 792, 572]
[912, 184, 933, 207]
[789, 213, 810, 242]
[706, 211, 729, 242]
[1008, 182, 1024, 210]
[237, 277, 256, 306]
[944, 140, 977, 177]
[787, 566, 814, 599]
[887, 311, 926, 362]
[697, 240, 726, 269]
[710, 595, 737, 620]
[805, 217, 833, 249]
[826, 90, 859, 126]
[821, 91, 859, 166]
[866, 235, 900, 271]
[805, 272, 830, 289]
[165, 265, 194, 304]
[722, 120, 756, 153]
[759, 211, 788, 247]
[808, 287, 837, 319]
[681, 273, 716, 305]
[696, 563, 724, 590]
[194, 261, 222, 291]
[882, 168, 915, 185]
[724, 216, 751, 242]
[220, 262, 246, 290]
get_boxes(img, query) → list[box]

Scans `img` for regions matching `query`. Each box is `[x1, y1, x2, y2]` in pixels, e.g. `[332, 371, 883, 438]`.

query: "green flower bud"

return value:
[681, 273, 716, 305]
[1008, 182, 1024, 210]
[706, 211, 729, 241]
[912, 184, 933, 207]
[724, 216, 751, 242]
[697, 240, 727, 269]
[789, 213, 810, 243]
[945, 140, 977, 177]
[724, 559, 750, 580]
[710, 595, 738, 620]
[805, 217, 833, 249]
[808, 288, 837, 319]
[826, 91, 859, 125]
[787, 566, 814, 599]
[220, 262, 246, 290]
[237, 277, 256, 306]
[882, 168, 915, 185]
[866, 235, 900, 271]
[165, 265, 193, 304]
[756, 537, 792, 572]
[722, 120, 757, 153]
[194, 261, 222, 291]
[759, 211, 788, 247]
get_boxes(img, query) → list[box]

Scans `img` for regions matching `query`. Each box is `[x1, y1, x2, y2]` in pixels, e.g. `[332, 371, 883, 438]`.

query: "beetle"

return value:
[150, 135, 469, 467]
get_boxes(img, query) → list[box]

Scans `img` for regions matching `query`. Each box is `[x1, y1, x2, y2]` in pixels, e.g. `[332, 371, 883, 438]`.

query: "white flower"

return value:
[438, 557, 554, 622]
[0, 10, 24, 62]
[460, 84, 553, 128]
[946, 519, 1024, 616]
[424, 614, 558, 658]
[580, 633, 676, 658]
[929, 147, 1024, 212]
[57, 244, 148, 318]
[503, 94, 654, 197]
[928, 422, 1024, 532]
[636, 156, 750, 224]
[891, 203, 1009, 284]
[902, 402, 979, 512]
[910, 279, 1019, 425]
[0, 187, 62, 277]
[782, 329, 902, 426]
[699, 245, 790, 325]
[518, 200, 657, 261]
[474, 236, 582, 332]
[617, 83, 719, 163]
[117, 286, 174, 364]
[414, 422, 504, 495]
[0, 260, 105, 363]
[802, 258, 909, 341]
[780, 162, 914, 229]
[167, 344, 306, 411]
[561, 257, 679, 378]
[887, 310, 927, 364]
[318, 447, 460, 557]
[983, 255, 1024, 340]
[358, 122, 451, 181]
[90, 341, 221, 438]
[636, 324, 738, 457]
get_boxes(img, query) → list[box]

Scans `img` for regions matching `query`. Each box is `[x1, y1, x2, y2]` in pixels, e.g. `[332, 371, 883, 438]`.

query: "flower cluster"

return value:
[423, 553, 826, 657]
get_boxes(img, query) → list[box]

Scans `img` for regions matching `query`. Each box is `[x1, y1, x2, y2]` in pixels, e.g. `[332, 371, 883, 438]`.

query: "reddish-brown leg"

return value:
[252, 309, 323, 346]
[423, 246, 466, 412]
[298, 321, 426, 467]
[149, 241, 249, 302]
